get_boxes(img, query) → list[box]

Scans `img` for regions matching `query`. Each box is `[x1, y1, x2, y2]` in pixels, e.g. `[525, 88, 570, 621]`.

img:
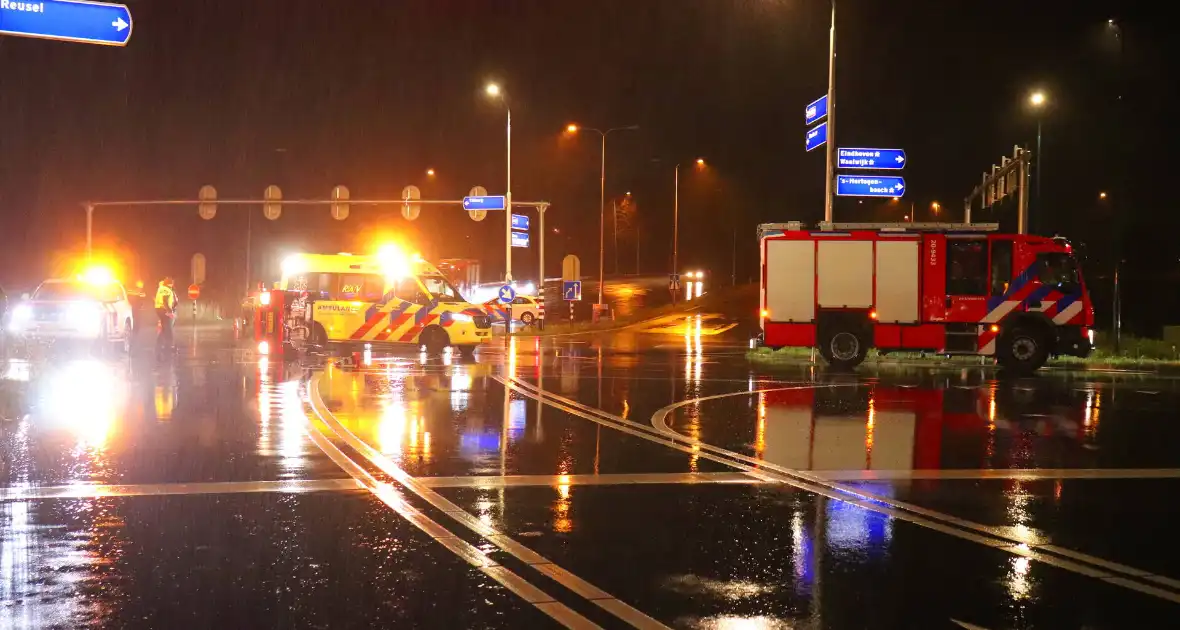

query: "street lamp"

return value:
[426, 168, 436, 177]
[930, 201, 941, 219]
[564, 123, 639, 307]
[1099, 191, 1108, 199]
[485, 83, 512, 284]
[1029, 90, 1047, 232]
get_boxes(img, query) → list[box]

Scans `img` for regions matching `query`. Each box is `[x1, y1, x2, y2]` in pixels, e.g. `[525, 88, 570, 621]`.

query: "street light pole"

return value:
[1035, 117, 1042, 233]
[598, 132, 606, 305]
[673, 164, 680, 303]
[506, 105, 513, 283]
[824, 0, 837, 223]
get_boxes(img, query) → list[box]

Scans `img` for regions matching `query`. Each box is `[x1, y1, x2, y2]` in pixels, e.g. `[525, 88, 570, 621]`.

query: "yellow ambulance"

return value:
[265, 245, 493, 355]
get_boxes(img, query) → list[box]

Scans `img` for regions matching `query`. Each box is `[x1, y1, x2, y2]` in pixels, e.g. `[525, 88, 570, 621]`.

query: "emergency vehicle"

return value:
[253, 246, 493, 356]
[757, 222, 1094, 372]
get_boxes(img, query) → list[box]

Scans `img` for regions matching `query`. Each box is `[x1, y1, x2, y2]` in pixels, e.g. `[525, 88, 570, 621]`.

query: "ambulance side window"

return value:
[946, 240, 987, 296]
[990, 240, 1013, 296]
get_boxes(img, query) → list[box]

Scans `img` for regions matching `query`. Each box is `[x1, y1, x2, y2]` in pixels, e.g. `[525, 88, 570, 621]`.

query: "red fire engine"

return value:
[757, 222, 1094, 372]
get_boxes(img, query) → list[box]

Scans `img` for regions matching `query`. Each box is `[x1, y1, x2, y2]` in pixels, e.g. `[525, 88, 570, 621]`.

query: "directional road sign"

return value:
[837, 147, 907, 170]
[498, 285, 516, 304]
[805, 122, 828, 152]
[563, 281, 582, 301]
[805, 95, 829, 126]
[510, 231, 530, 248]
[0, 0, 133, 46]
[462, 195, 506, 211]
[511, 213, 529, 231]
[836, 175, 906, 198]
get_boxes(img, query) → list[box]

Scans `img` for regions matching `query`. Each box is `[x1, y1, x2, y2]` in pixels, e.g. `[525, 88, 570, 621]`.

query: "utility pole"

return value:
[823, 0, 837, 223]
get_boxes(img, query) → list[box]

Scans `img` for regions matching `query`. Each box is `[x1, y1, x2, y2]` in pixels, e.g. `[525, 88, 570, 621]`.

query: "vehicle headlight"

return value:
[67, 302, 103, 335]
[449, 313, 473, 323]
[7, 304, 32, 332]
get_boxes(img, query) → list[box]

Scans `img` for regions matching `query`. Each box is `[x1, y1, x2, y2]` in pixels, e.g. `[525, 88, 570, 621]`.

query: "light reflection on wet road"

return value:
[4, 324, 1180, 628]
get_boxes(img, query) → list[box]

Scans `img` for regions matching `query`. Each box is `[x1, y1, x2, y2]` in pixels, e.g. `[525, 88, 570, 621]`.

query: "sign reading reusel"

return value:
[0, 0, 133, 46]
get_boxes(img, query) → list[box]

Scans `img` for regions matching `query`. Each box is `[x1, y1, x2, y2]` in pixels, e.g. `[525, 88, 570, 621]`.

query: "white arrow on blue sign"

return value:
[837, 147, 907, 170]
[498, 285, 516, 303]
[805, 95, 828, 126]
[0, 0, 132, 46]
[563, 281, 582, 301]
[805, 122, 828, 152]
[511, 213, 529, 231]
[462, 195, 506, 211]
[836, 175, 906, 198]
[510, 231, 530, 248]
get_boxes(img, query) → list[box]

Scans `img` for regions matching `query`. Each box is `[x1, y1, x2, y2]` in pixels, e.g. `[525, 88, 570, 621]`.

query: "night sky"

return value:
[0, 1, 1170, 326]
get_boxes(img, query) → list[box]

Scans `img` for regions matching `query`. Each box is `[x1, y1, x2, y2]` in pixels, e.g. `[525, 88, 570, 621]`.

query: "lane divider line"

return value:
[502, 376, 1180, 605]
[310, 369, 670, 630]
[0, 479, 362, 501]
[298, 376, 595, 629]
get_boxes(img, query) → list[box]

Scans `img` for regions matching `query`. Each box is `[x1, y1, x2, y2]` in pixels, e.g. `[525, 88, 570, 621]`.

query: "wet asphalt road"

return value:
[4, 319, 1180, 628]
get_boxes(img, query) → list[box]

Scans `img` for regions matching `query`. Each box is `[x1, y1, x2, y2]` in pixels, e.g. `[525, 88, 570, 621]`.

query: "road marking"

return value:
[415, 472, 762, 488]
[811, 468, 1180, 481]
[0, 479, 360, 501]
[500, 376, 1180, 606]
[300, 377, 594, 629]
[310, 369, 669, 630]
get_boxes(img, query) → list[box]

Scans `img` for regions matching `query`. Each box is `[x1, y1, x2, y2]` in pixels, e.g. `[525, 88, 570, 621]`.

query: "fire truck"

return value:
[253, 246, 494, 356]
[757, 222, 1094, 372]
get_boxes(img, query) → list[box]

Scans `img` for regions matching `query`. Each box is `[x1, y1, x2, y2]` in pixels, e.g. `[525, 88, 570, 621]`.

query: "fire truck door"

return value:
[943, 237, 989, 323]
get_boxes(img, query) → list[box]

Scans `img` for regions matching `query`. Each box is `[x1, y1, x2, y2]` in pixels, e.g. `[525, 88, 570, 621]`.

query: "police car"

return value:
[7, 270, 135, 353]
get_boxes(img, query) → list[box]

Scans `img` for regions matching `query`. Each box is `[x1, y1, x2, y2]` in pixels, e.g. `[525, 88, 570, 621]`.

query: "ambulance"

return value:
[254, 246, 493, 356]
[757, 222, 1094, 372]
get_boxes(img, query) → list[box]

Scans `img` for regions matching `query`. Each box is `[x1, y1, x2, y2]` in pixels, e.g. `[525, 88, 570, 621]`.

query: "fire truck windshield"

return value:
[1037, 253, 1080, 290]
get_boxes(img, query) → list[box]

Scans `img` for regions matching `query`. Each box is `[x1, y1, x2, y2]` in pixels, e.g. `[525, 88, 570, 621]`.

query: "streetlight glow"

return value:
[931, 201, 941, 212]
[485, 83, 501, 97]
[565, 123, 578, 133]
[1099, 191, 1108, 199]
[696, 158, 705, 166]
[1030, 91, 1046, 107]
[426, 168, 435, 177]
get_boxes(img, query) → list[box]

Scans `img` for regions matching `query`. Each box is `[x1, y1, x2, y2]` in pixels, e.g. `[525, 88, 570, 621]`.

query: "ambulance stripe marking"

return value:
[354, 300, 410, 340]
[400, 313, 439, 343]
[374, 309, 416, 342]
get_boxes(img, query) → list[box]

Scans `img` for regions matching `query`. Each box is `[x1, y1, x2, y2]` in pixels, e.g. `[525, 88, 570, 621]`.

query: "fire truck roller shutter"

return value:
[765, 239, 816, 322]
[817, 240, 873, 308]
[875, 239, 920, 323]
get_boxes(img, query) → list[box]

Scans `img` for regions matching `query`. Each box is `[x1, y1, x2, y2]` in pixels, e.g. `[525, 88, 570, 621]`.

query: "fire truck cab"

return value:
[254, 246, 493, 356]
[758, 222, 1094, 372]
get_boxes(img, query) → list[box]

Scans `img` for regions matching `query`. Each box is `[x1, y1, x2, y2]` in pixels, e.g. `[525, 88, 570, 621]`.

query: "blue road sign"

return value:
[511, 213, 529, 231]
[0, 0, 132, 46]
[838, 147, 907, 170]
[498, 285, 516, 304]
[836, 175, 906, 198]
[510, 231, 530, 248]
[805, 95, 828, 126]
[805, 122, 828, 152]
[563, 281, 582, 301]
[462, 195, 506, 211]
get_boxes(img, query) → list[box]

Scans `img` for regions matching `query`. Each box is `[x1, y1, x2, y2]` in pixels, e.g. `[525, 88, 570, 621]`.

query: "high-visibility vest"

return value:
[154, 284, 176, 309]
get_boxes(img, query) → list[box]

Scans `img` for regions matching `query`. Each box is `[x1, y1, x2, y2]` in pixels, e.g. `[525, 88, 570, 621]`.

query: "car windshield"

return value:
[419, 274, 464, 303]
[34, 281, 120, 302]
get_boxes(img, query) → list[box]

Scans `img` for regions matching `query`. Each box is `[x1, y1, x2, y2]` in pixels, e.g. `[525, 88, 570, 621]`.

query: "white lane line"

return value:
[644, 385, 1180, 605]
[812, 468, 1180, 481]
[415, 472, 762, 489]
[500, 377, 1180, 605]
[0, 479, 361, 501]
[299, 378, 595, 629]
[310, 370, 667, 630]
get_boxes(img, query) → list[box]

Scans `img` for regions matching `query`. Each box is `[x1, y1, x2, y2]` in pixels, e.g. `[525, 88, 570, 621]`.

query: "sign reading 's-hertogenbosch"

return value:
[0, 0, 132, 46]
[836, 175, 906, 198]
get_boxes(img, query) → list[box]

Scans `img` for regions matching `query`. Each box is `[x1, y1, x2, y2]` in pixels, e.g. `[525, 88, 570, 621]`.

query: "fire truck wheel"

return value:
[997, 327, 1049, 373]
[820, 329, 868, 370]
[421, 326, 450, 355]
